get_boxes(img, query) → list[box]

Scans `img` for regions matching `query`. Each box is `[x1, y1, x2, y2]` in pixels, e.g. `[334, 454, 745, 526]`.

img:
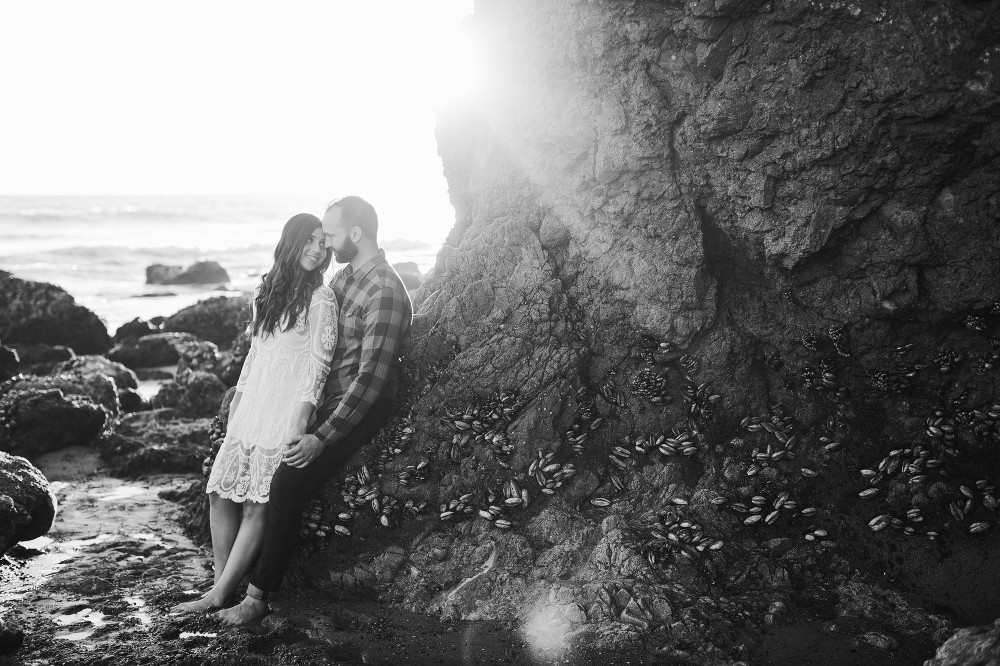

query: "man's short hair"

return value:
[326, 196, 378, 241]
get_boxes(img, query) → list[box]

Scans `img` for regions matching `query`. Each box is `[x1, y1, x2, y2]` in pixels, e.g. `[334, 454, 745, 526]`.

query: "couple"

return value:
[172, 196, 412, 625]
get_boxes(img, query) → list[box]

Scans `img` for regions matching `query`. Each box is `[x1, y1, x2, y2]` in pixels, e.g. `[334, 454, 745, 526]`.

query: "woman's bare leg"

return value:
[210, 493, 241, 585]
[171, 492, 242, 613]
[173, 500, 270, 613]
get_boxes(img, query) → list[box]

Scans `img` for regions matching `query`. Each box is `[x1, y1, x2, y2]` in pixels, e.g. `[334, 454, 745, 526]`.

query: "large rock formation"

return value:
[188, 1, 995, 661]
[0, 388, 109, 458]
[0, 271, 111, 354]
[0, 450, 56, 557]
[162, 295, 249, 349]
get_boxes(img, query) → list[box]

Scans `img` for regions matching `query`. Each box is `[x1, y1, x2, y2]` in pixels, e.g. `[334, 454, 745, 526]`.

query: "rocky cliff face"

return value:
[294, 0, 1000, 661]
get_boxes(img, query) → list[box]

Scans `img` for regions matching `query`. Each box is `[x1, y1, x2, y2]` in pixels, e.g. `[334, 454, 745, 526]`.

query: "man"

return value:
[215, 195, 412, 625]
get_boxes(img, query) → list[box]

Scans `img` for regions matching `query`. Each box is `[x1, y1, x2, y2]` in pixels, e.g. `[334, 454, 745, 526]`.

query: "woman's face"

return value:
[299, 228, 326, 271]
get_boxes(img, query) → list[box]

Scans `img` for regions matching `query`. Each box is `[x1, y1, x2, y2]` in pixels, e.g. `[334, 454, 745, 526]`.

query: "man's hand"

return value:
[283, 433, 326, 468]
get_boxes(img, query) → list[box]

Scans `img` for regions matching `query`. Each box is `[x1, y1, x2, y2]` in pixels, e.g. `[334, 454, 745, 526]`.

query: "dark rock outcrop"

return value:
[106, 332, 196, 369]
[162, 295, 249, 349]
[286, 0, 1000, 661]
[96, 410, 212, 476]
[113, 317, 157, 343]
[151, 370, 227, 418]
[0, 270, 111, 354]
[0, 450, 56, 557]
[0, 388, 109, 457]
[51, 355, 138, 390]
[146, 261, 230, 285]
[51, 355, 143, 414]
[10, 344, 75, 376]
[5, 372, 120, 418]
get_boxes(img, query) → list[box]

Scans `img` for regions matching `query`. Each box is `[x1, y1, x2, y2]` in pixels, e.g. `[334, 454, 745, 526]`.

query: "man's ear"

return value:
[350, 226, 363, 243]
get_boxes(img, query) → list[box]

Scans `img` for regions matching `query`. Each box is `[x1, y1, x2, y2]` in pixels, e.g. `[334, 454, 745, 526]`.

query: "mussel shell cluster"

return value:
[528, 449, 576, 495]
[928, 348, 962, 373]
[630, 367, 671, 404]
[683, 381, 720, 421]
[564, 386, 604, 455]
[722, 490, 817, 531]
[641, 508, 724, 564]
[440, 389, 523, 467]
[375, 418, 415, 465]
[439, 492, 476, 522]
[828, 324, 850, 357]
[299, 496, 333, 542]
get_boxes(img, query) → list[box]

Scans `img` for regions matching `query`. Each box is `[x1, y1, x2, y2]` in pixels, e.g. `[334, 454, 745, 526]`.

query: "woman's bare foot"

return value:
[170, 595, 223, 614]
[212, 596, 269, 625]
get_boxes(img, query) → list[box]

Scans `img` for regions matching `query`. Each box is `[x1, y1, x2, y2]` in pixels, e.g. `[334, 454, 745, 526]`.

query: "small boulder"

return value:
[146, 261, 230, 285]
[10, 343, 75, 376]
[152, 370, 227, 418]
[0, 450, 56, 557]
[163, 295, 250, 349]
[0, 270, 112, 354]
[8, 372, 120, 417]
[107, 332, 197, 369]
[0, 389, 108, 457]
[96, 411, 212, 476]
[0, 345, 18, 383]
[392, 262, 424, 290]
[113, 317, 158, 343]
[51, 354, 139, 390]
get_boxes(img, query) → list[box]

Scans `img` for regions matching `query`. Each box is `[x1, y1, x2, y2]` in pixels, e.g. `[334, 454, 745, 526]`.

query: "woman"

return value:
[172, 213, 337, 613]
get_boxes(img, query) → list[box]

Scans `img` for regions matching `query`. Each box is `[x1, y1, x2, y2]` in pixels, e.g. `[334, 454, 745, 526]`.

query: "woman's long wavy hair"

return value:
[252, 213, 331, 337]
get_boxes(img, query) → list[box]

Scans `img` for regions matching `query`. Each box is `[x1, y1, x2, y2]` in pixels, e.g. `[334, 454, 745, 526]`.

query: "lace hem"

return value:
[206, 487, 270, 504]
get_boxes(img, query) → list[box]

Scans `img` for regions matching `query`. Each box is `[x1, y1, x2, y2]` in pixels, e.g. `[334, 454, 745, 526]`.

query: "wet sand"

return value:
[0, 447, 640, 666]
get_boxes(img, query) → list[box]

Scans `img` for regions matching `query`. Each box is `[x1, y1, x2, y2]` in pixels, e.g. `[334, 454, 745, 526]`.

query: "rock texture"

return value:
[0, 271, 112, 354]
[146, 261, 230, 285]
[0, 450, 55, 557]
[96, 411, 212, 476]
[151, 370, 227, 418]
[927, 618, 1000, 666]
[162, 295, 249, 349]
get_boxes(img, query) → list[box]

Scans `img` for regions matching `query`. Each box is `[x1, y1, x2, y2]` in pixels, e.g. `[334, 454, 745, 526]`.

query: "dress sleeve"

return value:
[297, 285, 338, 405]
[235, 285, 261, 393]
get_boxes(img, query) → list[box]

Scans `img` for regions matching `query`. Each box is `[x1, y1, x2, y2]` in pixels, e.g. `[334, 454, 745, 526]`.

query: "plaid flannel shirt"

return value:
[314, 249, 412, 446]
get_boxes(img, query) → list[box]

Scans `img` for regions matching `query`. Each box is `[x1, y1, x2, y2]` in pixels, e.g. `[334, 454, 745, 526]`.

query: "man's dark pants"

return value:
[248, 395, 394, 600]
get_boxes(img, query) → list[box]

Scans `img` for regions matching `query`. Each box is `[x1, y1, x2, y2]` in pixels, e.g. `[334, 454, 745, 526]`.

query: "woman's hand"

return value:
[283, 433, 326, 468]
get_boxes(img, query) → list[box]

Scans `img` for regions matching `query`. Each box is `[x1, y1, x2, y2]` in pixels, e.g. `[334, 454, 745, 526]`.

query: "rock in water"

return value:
[0, 389, 108, 457]
[926, 619, 1000, 666]
[162, 295, 250, 349]
[7, 372, 120, 418]
[392, 262, 424, 290]
[0, 271, 111, 354]
[107, 332, 197, 369]
[145, 261, 230, 285]
[0, 450, 56, 557]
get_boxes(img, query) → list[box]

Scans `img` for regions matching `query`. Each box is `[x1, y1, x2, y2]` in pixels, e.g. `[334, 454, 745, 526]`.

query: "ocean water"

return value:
[0, 196, 443, 334]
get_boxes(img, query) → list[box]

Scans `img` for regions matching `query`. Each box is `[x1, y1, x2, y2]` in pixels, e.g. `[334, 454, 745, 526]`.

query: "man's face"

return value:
[321, 207, 358, 264]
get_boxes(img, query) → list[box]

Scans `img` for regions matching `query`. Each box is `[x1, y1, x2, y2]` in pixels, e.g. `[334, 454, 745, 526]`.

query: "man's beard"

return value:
[332, 238, 358, 263]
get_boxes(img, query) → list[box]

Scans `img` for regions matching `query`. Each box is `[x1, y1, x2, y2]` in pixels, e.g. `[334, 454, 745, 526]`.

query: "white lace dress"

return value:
[206, 285, 338, 503]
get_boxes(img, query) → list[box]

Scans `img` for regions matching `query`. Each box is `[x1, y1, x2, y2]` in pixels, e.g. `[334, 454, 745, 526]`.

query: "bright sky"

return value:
[0, 0, 475, 241]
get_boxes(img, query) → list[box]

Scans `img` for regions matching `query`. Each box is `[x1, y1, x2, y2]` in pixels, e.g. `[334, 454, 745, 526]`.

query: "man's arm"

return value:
[314, 283, 409, 446]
